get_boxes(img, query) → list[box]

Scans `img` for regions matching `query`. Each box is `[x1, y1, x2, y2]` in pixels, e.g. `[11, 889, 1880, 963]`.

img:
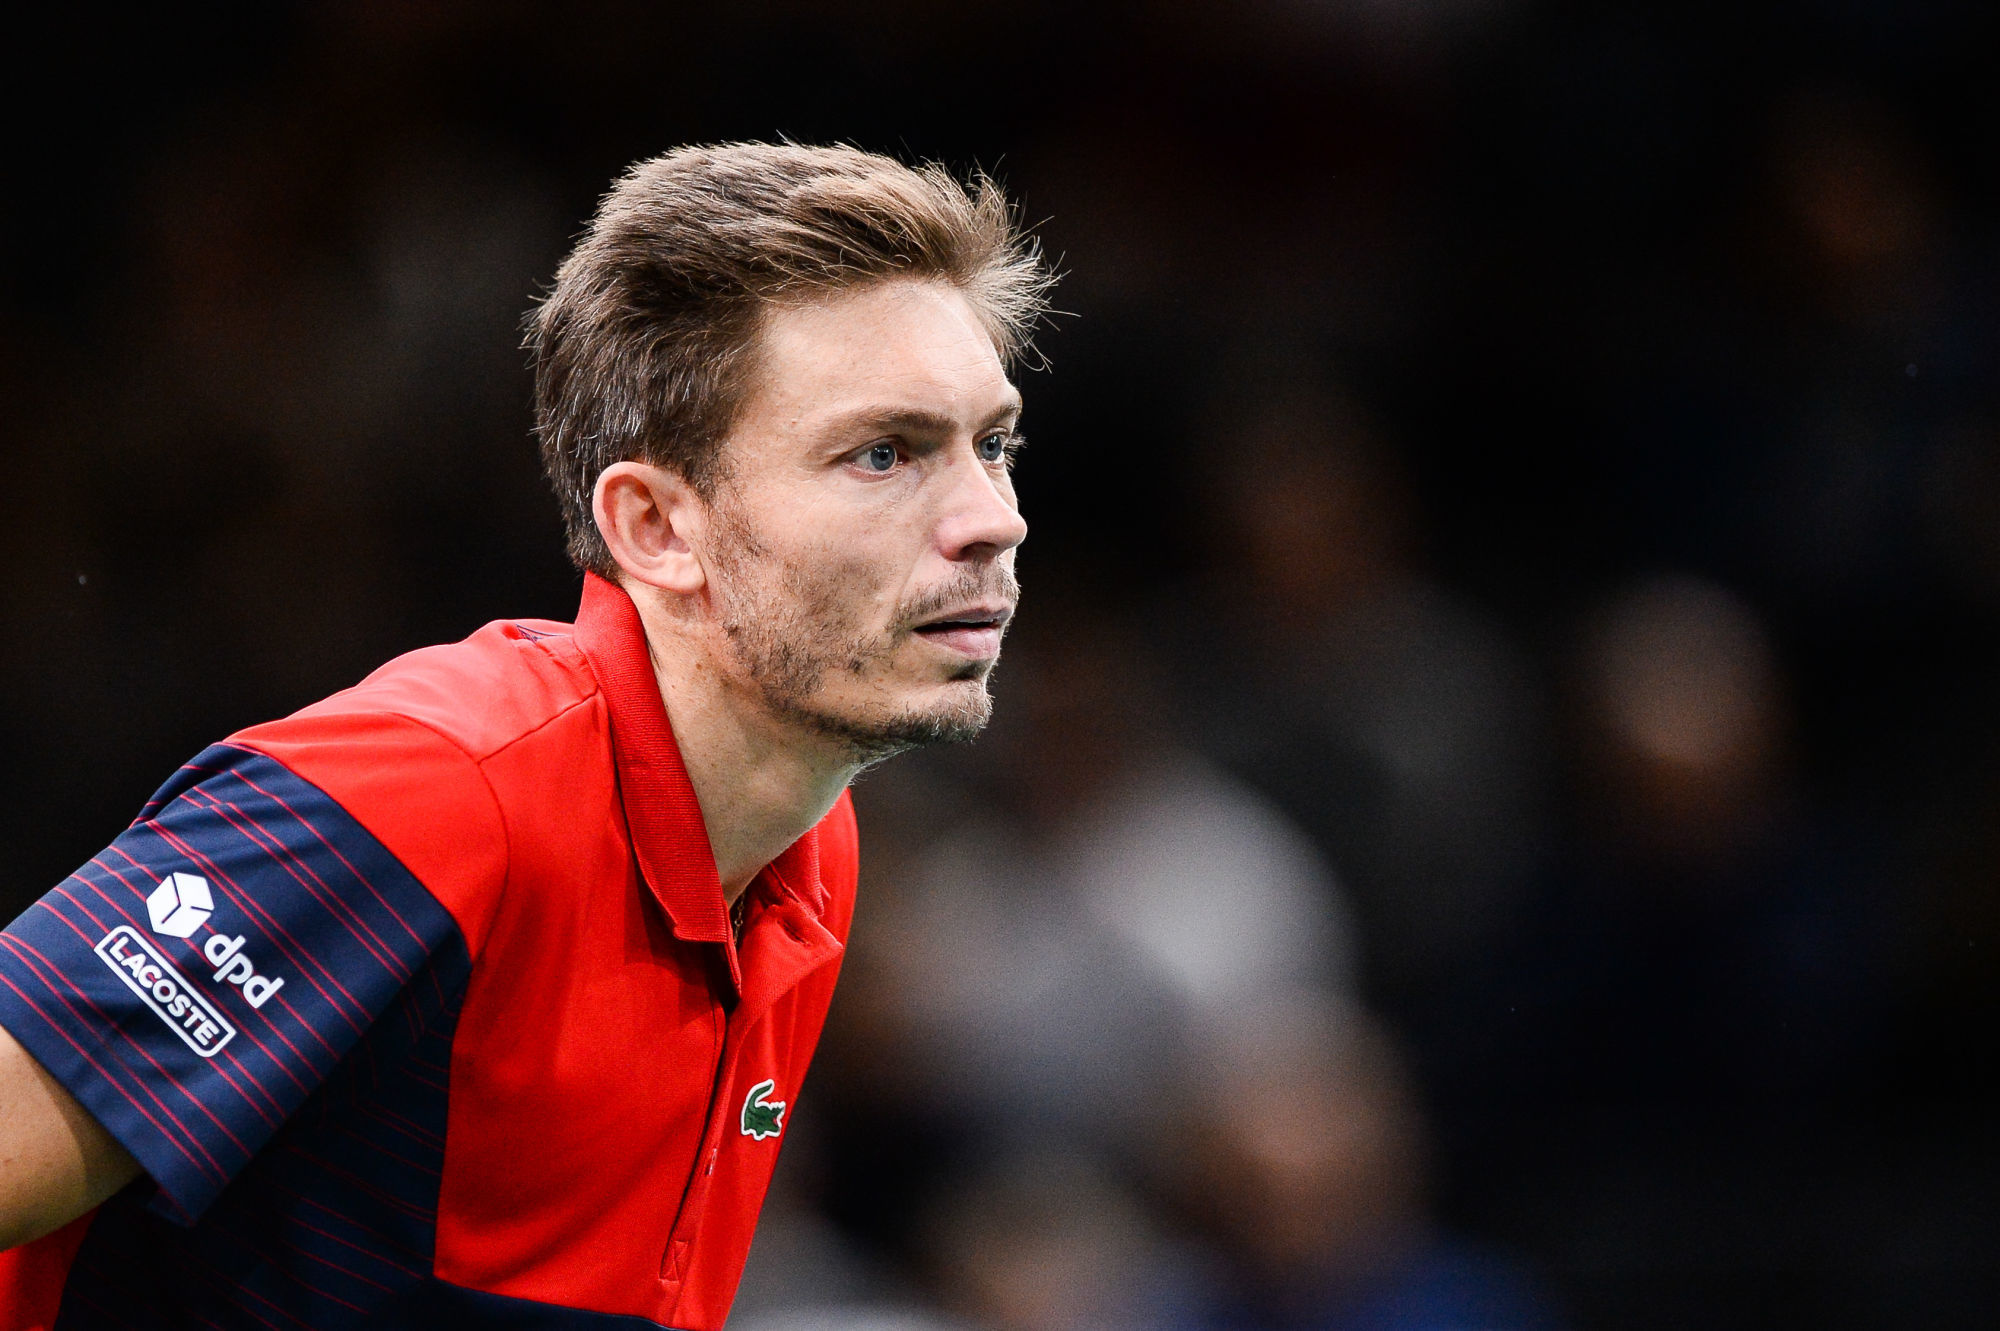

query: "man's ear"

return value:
[593, 461, 709, 595]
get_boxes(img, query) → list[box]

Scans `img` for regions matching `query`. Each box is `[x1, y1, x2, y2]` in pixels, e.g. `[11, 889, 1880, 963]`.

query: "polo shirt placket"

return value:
[577, 576, 848, 1322]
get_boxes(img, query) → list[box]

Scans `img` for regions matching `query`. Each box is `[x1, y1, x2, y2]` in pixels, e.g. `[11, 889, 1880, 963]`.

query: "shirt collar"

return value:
[572, 573, 749, 969]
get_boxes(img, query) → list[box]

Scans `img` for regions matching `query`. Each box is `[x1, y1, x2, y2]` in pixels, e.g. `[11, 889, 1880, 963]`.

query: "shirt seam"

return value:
[470, 686, 604, 765]
[327, 709, 519, 957]
[464, 693, 613, 959]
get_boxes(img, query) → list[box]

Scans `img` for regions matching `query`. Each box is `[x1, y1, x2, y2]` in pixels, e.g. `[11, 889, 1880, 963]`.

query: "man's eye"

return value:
[977, 432, 1011, 463]
[861, 442, 900, 472]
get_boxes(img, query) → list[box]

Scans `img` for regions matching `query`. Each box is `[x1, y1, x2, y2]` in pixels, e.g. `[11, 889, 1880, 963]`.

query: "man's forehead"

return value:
[745, 280, 1016, 429]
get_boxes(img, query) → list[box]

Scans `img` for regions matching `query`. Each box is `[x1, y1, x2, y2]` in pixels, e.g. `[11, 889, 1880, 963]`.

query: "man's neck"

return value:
[626, 586, 856, 902]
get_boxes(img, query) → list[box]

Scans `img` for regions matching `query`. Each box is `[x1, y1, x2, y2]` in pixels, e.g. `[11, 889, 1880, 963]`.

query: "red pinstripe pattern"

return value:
[90, 844, 333, 1095]
[0, 930, 238, 1178]
[56, 874, 299, 1124]
[220, 754, 433, 952]
[265, 1184, 430, 1266]
[180, 748, 434, 957]
[204, 1224, 383, 1310]
[272, 1144, 436, 1224]
[0, 954, 218, 1188]
[276, 1210, 428, 1280]
[187, 785, 412, 984]
[149, 823, 372, 1037]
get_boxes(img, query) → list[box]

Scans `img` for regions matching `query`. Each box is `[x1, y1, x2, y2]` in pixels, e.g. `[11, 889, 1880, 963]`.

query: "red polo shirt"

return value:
[0, 573, 857, 1330]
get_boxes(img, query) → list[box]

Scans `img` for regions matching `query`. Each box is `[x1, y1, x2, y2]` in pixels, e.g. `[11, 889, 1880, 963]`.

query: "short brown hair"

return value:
[527, 142, 1054, 577]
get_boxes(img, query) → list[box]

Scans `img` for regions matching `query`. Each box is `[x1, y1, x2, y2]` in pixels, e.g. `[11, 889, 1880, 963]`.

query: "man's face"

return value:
[700, 278, 1028, 759]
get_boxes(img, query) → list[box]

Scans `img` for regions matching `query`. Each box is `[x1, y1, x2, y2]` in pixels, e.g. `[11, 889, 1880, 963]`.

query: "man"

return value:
[0, 142, 1049, 1329]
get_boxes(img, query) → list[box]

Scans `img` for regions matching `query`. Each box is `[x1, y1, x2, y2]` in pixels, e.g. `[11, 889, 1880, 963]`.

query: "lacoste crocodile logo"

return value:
[740, 1079, 786, 1140]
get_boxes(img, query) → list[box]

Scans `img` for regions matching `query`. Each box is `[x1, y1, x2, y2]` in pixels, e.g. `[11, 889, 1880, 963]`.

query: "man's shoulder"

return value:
[218, 617, 607, 946]
[281, 616, 601, 762]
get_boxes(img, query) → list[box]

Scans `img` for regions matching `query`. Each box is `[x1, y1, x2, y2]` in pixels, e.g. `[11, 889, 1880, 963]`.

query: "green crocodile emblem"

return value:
[740, 1079, 786, 1140]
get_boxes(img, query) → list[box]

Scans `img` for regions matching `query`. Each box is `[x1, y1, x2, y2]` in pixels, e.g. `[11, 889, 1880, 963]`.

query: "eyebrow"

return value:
[820, 394, 1023, 439]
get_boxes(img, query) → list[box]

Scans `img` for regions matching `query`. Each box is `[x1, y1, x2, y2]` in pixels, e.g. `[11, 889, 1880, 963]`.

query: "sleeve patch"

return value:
[0, 743, 462, 1224]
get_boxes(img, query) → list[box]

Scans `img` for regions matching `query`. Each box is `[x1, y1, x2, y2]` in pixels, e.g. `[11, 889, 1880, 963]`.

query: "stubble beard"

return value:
[709, 514, 1012, 765]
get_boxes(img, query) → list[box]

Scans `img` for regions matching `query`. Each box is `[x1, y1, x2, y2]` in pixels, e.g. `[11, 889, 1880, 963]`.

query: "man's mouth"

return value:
[911, 606, 1013, 659]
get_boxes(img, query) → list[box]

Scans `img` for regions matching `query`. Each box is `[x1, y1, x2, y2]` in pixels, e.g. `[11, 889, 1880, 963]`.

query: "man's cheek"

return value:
[802, 547, 893, 622]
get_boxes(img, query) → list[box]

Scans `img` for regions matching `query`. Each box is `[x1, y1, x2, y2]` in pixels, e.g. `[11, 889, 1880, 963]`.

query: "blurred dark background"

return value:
[3, 3, 1996, 1328]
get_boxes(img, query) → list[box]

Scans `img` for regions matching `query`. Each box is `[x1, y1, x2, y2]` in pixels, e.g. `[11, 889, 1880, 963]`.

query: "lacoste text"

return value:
[95, 926, 236, 1057]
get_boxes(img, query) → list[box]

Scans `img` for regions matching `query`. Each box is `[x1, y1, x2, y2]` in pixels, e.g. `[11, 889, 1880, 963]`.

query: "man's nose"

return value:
[935, 453, 1028, 560]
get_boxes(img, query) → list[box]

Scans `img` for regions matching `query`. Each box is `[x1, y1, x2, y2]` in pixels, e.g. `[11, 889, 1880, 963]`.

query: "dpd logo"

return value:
[147, 872, 213, 938]
[202, 933, 286, 1009]
[142, 870, 288, 1009]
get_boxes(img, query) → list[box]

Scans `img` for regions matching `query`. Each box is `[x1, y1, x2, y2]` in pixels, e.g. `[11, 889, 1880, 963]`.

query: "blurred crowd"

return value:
[3, 2, 1996, 1328]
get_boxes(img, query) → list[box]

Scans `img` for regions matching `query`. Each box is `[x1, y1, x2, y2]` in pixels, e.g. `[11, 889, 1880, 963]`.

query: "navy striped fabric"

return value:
[0, 743, 473, 1326]
[55, 939, 470, 1328]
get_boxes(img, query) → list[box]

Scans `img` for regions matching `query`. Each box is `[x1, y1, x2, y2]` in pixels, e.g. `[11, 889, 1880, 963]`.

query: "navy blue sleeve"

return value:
[0, 742, 462, 1224]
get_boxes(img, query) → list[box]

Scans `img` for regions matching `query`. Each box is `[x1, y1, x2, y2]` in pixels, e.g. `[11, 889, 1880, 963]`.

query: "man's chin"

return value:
[788, 683, 995, 764]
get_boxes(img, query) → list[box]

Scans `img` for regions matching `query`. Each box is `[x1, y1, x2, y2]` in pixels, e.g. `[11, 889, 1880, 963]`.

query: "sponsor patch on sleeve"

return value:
[93, 925, 236, 1058]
